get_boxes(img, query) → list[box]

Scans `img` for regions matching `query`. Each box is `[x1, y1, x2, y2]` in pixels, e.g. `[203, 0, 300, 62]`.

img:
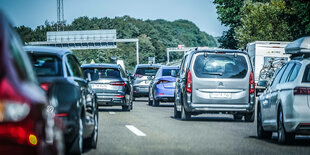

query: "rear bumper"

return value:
[188, 103, 254, 113]
[133, 85, 149, 97]
[283, 100, 310, 134]
[96, 94, 126, 106]
[61, 117, 79, 144]
[186, 93, 255, 114]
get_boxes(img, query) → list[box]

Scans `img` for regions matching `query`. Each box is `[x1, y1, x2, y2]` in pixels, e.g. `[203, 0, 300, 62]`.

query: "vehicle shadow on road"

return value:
[248, 135, 310, 146]
[98, 107, 127, 112]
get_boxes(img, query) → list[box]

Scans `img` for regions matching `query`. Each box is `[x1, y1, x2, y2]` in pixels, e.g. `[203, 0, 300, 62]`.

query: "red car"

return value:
[0, 12, 64, 154]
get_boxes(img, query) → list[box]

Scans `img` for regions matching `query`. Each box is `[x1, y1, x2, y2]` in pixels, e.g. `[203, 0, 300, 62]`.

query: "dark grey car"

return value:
[132, 64, 161, 98]
[81, 64, 133, 111]
[174, 49, 255, 121]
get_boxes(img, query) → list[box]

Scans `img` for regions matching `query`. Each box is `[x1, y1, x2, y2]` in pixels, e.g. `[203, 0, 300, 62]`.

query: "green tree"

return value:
[235, 0, 292, 48]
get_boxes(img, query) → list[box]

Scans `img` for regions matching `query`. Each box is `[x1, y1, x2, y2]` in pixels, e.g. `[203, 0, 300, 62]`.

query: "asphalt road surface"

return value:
[85, 98, 310, 155]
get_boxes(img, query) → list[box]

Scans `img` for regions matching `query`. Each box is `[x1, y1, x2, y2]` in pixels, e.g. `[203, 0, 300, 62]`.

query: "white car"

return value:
[257, 36, 310, 144]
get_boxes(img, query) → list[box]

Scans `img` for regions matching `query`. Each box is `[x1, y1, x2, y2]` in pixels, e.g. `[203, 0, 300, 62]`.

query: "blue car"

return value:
[148, 66, 179, 106]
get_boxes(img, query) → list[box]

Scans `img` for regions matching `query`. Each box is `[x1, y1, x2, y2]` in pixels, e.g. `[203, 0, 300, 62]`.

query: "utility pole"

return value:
[57, 0, 64, 31]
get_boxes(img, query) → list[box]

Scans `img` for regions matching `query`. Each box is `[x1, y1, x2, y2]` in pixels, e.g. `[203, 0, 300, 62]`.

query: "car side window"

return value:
[67, 55, 84, 78]
[288, 63, 301, 82]
[271, 63, 288, 88]
[180, 55, 188, 77]
[279, 63, 294, 84]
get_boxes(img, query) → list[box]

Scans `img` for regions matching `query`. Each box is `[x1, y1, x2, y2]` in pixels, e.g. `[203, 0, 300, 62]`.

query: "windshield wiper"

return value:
[203, 72, 223, 76]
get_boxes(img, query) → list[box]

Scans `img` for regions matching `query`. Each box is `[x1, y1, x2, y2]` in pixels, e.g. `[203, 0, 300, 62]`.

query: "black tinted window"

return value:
[135, 67, 159, 76]
[29, 54, 62, 76]
[280, 63, 294, 83]
[83, 68, 120, 81]
[193, 54, 248, 78]
[162, 69, 179, 76]
[288, 64, 301, 82]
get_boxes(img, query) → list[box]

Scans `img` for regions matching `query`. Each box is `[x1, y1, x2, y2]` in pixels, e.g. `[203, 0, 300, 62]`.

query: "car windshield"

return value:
[28, 54, 62, 76]
[193, 53, 248, 78]
[83, 68, 120, 81]
[162, 68, 179, 76]
[135, 67, 159, 76]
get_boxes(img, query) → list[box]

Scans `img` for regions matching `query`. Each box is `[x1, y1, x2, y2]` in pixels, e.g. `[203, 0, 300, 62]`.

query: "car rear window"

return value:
[193, 53, 248, 78]
[162, 69, 179, 76]
[135, 67, 159, 76]
[28, 54, 62, 76]
[83, 68, 120, 81]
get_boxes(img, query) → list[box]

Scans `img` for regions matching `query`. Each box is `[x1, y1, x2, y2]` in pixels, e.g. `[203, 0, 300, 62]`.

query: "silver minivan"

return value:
[174, 49, 255, 121]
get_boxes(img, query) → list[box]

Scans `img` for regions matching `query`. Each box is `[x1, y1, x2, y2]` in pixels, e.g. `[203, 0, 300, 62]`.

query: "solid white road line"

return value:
[109, 112, 116, 114]
[125, 125, 146, 136]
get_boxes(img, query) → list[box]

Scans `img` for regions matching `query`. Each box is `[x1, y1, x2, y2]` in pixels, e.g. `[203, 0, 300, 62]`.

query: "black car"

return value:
[25, 46, 98, 154]
[81, 64, 133, 111]
[0, 13, 64, 154]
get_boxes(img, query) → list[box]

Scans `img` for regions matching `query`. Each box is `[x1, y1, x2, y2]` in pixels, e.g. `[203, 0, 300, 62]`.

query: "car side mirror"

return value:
[257, 80, 268, 87]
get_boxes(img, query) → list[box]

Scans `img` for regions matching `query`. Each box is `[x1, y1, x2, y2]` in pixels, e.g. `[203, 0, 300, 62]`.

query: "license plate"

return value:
[210, 93, 231, 98]
[93, 84, 107, 89]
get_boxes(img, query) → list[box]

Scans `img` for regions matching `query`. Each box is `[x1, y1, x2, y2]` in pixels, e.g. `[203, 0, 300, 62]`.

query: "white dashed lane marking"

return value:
[109, 112, 116, 114]
[125, 125, 146, 136]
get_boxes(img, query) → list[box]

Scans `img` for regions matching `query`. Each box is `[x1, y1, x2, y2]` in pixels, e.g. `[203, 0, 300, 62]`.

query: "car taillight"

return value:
[0, 77, 37, 146]
[186, 70, 192, 94]
[40, 82, 51, 91]
[157, 80, 169, 84]
[114, 95, 125, 98]
[249, 72, 255, 94]
[110, 81, 126, 86]
[0, 78, 31, 122]
[56, 113, 68, 117]
[293, 87, 310, 95]
[134, 74, 143, 78]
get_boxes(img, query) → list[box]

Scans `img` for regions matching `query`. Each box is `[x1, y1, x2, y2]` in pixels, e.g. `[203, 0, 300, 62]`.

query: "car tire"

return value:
[70, 116, 84, 155]
[174, 103, 181, 118]
[85, 107, 98, 149]
[257, 104, 272, 139]
[122, 105, 130, 111]
[233, 114, 243, 121]
[148, 91, 153, 106]
[181, 105, 191, 121]
[152, 94, 159, 107]
[277, 106, 295, 144]
[245, 112, 254, 122]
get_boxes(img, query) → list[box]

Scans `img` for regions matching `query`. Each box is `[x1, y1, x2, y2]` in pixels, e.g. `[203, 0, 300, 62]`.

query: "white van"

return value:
[246, 41, 291, 83]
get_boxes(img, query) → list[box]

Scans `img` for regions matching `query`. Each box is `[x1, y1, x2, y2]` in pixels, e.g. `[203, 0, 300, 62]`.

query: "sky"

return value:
[0, 0, 228, 37]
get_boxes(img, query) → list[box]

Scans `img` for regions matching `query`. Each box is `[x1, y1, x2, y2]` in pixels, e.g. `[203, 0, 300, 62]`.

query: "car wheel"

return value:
[233, 114, 243, 121]
[85, 109, 98, 149]
[257, 104, 272, 139]
[174, 103, 181, 118]
[277, 106, 295, 144]
[181, 105, 191, 121]
[152, 94, 159, 107]
[70, 116, 84, 154]
[245, 112, 254, 122]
